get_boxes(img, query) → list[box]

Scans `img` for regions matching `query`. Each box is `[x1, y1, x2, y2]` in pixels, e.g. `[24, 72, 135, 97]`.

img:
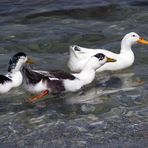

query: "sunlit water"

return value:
[0, 0, 148, 147]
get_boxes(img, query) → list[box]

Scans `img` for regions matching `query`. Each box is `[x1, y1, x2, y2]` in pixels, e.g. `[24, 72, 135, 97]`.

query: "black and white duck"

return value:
[0, 52, 33, 93]
[22, 53, 116, 103]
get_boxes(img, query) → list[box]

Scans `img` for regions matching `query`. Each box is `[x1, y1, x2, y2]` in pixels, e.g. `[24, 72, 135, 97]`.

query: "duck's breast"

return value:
[24, 79, 48, 94]
[63, 78, 82, 92]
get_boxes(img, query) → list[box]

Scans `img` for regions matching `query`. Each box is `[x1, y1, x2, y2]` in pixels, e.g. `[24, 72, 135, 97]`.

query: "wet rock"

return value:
[89, 121, 108, 130]
[81, 104, 96, 113]
[126, 111, 134, 117]
[106, 107, 125, 117]
[76, 126, 87, 132]
[87, 114, 98, 121]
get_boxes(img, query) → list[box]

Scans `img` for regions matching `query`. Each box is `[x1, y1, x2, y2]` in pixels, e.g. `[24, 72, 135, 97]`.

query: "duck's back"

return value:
[69, 45, 134, 72]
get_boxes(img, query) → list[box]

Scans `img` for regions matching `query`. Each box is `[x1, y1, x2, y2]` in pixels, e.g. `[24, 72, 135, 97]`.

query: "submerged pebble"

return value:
[81, 104, 96, 113]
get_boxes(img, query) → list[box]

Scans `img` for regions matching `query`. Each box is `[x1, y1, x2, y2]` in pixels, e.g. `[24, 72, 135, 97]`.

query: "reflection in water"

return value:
[66, 71, 140, 105]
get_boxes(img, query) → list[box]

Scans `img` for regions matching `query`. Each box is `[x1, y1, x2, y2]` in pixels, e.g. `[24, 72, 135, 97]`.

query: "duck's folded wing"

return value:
[32, 70, 53, 77]
[22, 67, 66, 93]
[49, 70, 76, 80]
[31, 69, 75, 80]
[22, 67, 48, 84]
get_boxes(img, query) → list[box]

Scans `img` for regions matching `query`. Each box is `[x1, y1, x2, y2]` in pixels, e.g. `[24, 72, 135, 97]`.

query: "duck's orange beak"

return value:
[137, 38, 148, 44]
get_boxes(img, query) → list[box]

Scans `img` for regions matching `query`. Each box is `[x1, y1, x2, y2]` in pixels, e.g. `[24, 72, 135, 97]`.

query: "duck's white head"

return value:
[121, 32, 148, 48]
[83, 53, 116, 71]
[8, 52, 33, 73]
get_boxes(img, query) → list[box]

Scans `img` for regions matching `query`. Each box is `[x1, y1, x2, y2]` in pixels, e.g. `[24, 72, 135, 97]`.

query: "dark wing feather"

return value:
[49, 70, 75, 80]
[32, 70, 53, 77]
[46, 79, 65, 93]
[30, 69, 76, 80]
[22, 67, 65, 93]
[0, 75, 12, 84]
[22, 67, 46, 84]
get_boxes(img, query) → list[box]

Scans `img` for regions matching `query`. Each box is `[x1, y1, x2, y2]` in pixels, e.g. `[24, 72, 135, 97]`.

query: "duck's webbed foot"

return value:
[26, 90, 49, 103]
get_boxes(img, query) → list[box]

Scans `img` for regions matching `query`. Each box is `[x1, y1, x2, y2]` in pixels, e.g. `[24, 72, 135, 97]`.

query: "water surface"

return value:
[0, 0, 148, 147]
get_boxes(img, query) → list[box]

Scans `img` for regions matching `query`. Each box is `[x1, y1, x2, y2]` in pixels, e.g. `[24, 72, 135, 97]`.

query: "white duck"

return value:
[22, 53, 116, 103]
[68, 32, 148, 72]
[0, 52, 33, 93]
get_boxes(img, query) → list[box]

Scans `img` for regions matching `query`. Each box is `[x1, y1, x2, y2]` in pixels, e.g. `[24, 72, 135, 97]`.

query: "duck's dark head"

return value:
[93, 53, 116, 68]
[94, 53, 116, 63]
[8, 52, 28, 73]
[83, 53, 116, 71]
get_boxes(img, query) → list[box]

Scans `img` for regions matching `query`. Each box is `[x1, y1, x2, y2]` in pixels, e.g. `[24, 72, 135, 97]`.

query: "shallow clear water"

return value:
[0, 0, 148, 147]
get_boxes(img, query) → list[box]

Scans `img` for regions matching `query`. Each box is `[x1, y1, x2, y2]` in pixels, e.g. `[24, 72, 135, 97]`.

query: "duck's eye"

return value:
[94, 53, 105, 61]
[132, 35, 136, 37]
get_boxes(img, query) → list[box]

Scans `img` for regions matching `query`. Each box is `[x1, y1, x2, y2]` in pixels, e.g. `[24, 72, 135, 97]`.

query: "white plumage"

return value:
[68, 32, 148, 73]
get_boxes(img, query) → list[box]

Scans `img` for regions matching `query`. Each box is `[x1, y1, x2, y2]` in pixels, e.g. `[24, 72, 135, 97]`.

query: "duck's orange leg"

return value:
[26, 90, 49, 103]
[136, 80, 144, 85]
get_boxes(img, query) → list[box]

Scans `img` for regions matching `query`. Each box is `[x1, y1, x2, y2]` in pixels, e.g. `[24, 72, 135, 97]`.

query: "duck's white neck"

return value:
[74, 68, 95, 86]
[6, 71, 23, 87]
[120, 39, 133, 54]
